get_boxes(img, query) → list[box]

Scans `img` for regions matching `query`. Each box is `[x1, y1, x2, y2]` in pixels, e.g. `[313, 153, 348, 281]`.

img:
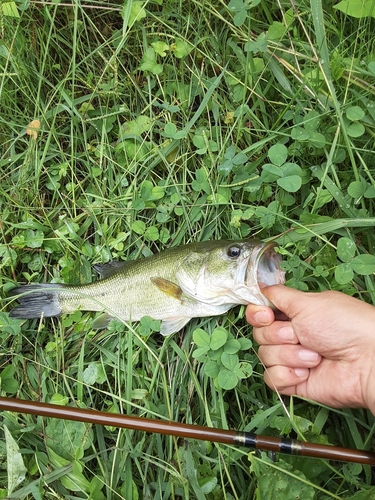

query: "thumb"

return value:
[262, 285, 309, 318]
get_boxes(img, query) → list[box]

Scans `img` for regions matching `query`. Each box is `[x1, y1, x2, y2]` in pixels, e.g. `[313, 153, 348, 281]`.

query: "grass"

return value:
[1, 0, 375, 498]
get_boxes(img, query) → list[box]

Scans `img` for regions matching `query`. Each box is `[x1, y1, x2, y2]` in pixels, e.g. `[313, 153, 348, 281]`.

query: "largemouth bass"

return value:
[9, 240, 285, 335]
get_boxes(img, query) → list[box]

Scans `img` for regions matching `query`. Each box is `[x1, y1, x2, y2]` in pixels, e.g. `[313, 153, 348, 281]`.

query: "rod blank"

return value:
[0, 397, 374, 465]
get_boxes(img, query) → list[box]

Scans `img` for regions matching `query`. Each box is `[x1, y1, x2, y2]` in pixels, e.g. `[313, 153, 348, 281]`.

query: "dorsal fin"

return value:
[93, 261, 132, 279]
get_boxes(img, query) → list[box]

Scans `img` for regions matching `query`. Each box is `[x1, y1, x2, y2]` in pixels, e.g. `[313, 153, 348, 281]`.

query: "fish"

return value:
[9, 240, 285, 335]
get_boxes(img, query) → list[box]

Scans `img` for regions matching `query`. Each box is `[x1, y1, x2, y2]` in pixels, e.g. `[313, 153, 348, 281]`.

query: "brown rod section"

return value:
[1, 397, 374, 465]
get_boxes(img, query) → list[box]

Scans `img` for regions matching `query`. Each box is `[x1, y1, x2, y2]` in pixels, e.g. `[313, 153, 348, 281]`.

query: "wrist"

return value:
[363, 362, 375, 415]
[357, 302, 375, 414]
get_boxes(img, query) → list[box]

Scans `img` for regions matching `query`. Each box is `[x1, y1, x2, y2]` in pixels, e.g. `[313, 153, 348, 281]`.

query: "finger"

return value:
[245, 304, 274, 326]
[253, 321, 299, 345]
[261, 285, 312, 319]
[258, 344, 321, 368]
[263, 365, 310, 393]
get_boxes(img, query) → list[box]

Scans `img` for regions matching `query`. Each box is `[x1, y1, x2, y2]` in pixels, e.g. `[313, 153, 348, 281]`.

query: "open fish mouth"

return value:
[239, 242, 285, 308]
[256, 243, 285, 289]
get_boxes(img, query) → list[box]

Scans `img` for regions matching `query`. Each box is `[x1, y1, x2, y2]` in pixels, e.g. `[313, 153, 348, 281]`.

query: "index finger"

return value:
[245, 304, 274, 327]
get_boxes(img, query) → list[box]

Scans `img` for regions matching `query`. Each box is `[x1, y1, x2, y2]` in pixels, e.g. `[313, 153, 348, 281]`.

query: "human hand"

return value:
[246, 285, 375, 413]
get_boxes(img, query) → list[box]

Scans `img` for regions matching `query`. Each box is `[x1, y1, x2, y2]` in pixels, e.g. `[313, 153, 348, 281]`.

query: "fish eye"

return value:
[227, 245, 241, 258]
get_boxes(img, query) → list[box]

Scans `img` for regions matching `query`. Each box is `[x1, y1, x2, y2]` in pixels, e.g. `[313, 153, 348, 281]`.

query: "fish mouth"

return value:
[242, 242, 285, 308]
[256, 243, 285, 289]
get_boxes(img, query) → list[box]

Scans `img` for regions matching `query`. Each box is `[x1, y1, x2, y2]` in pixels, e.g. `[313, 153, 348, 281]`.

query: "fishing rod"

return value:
[0, 397, 374, 465]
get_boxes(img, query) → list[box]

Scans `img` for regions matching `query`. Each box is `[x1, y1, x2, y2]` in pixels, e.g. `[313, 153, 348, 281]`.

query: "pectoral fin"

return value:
[160, 316, 191, 335]
[150, 277, 183, 300]
[91, 312, 114, 329]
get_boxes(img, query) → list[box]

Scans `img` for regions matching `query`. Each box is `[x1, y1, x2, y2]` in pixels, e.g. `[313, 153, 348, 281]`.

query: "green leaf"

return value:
[1, 376, 18, 393]
[308, 132, 326, 148]
[337, 237, 356, 262]
[139, 316, 161, 336]
[365, 185, 375, 198]
[217, 369, 238, 390]
[83, 363, 106, 385]
[223, 338, 241, 354]
[2, 1, 19, 17]
[132, 197, 145, 211]
[164, 122, 177, 138]
[24, 229, 44, 248]
[218, 158, 234, 175]
[131, 220, 146, 235]
[204, 360, 220, 378]
[267, 21, 287, 41]
[346, 105, 365, 121]
[151, 41, 169, 57]
[150, 186, 165, 201]
[347, 488, 375, 499]
[140, 180, 152, 200]
[238, 337, 252, 350]
[250, 454, 315, 499]
[11, 234, 26, 248]
[351, 254, 375, 275]
[192, 168, 211, 194]
[221, 352, 239, 370]
[304, 110, 321, 132]
[277, 175, 302, 192]
[122, 115, 152, 135]
[124, 1, 147, 25]
[192, 346, 210, 359]
[46, 418, 91, 461]
[198, 476, 218, 494]
[60, 460, 91, 492]
[261, 163, 282, 182]
[347, 179, 367, 199]
[232, 151, 248, 165]
[144, 226, 159, 241]
[192, 134, 206, 150]
[291, 126, 310, 141]
[139, 47, 163, 75]
[334, 0, 375, 18]
[233, 9, 247, 26]
[50, 393, 69, 405]
[244, 32, 268, 53]
[4, 425, 27, 495]
[268, 143, 288, 166]
[335, 262, 354, 284]
[0, 314, 21, 336]
[159, 227, 170, 244]
[193, 328, 210, 347]
[171, 39, 193, 58]
[281, 162, 302, 177]
[0, 364, 15, 379]
[233, 361, 253, 379]
[210, 327, 228, 350]
[346, 122, 365, 137]
[228, 0, 245, 11]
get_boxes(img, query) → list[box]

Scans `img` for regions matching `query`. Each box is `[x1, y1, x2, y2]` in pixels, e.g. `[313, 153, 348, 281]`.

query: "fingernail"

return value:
[278, 326, 294, 341]
[298, 349, 319, 362]
[254, 310, 270, 325]
[295, 368, 309, 377]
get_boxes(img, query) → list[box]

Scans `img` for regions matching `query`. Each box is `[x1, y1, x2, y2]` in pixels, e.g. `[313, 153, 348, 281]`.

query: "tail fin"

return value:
[9, 284, 63, 319]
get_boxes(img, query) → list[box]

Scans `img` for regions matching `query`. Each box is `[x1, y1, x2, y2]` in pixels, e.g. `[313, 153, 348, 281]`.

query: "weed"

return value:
[0, 0, 375, 498]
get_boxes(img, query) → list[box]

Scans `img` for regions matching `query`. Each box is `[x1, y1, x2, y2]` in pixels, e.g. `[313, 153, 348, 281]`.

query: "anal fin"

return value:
[160, 317, 191, 336]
